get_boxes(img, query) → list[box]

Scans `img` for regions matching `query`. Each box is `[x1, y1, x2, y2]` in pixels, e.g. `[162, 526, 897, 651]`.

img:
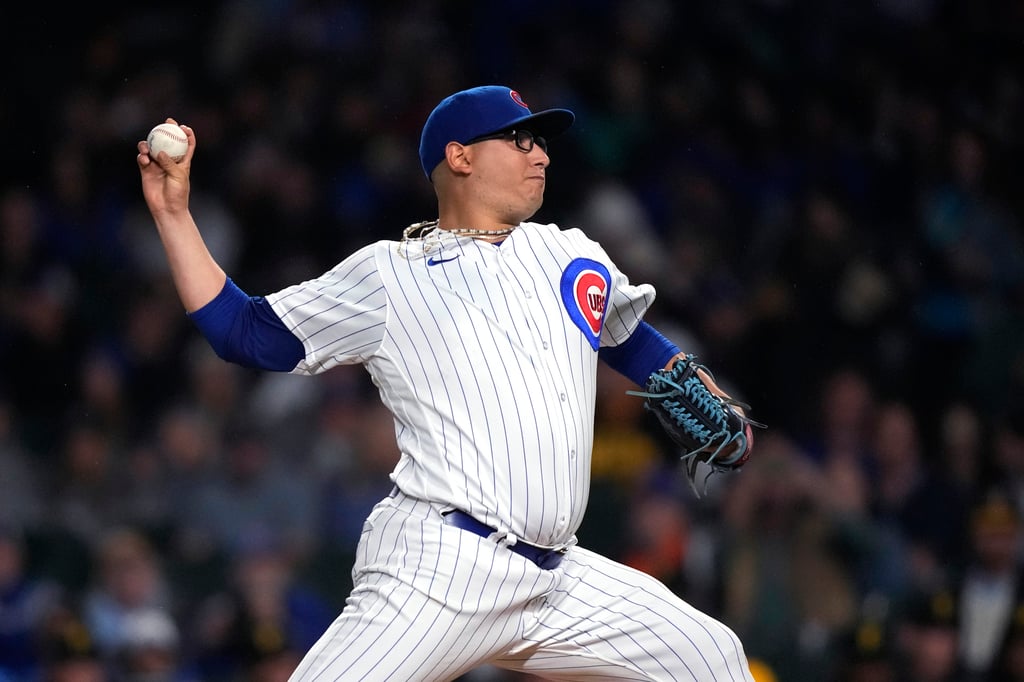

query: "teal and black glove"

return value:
[629, 354, 765, 493]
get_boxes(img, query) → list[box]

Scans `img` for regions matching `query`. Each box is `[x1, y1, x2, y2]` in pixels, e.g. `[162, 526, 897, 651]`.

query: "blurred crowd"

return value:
[3, 1, 1024, 680]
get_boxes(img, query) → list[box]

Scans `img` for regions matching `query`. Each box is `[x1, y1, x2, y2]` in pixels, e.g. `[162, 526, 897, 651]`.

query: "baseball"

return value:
[146, 123, 188, 162]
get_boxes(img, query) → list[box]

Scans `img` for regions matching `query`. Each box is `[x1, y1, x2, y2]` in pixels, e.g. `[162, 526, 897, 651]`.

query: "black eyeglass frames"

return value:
[465, 129, 548, 154]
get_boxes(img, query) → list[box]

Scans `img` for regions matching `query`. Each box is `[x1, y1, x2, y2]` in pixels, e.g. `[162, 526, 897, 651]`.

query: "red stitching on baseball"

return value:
[153, 129, 186, 143]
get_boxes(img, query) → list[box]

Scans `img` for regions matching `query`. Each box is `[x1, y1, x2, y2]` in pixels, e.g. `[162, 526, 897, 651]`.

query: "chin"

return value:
[523, 194, 545, 215]
[506, 202, 542, 225]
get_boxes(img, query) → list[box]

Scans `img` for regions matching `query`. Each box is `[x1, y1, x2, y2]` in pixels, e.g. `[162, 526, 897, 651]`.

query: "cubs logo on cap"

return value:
[419, 85, 575, 179]
[561, 258, 610, 350]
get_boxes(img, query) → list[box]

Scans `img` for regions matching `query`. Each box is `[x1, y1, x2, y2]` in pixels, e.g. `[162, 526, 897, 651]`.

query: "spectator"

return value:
[830, 616, 898, 682]
[81, 529, 175, 662]
[155, 404, 226, 607]
[0, 396, 45, 534]
[993, 409, 1024, 517]
[866, 400, 968, 596]
[47, 419, 122, 547]
[580, 363, 668, 561]
[621, 491, 692, 598]
[110, 608, 197, 682]
[720, 432, 858, 680]
[990, 604, 1024, 682]
[73, 349, 131, 452]
[36, 605, 108, 682]
[185, 423, 317, 565]
[0, 525, 63, 682]
[956, 490, 1024, 680]
[896, 586, 962, 682]
[938, 401, 988, 498]
[188, 533, 333, 682]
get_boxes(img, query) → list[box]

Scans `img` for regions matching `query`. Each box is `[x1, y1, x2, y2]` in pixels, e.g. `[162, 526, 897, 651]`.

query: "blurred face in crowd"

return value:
[971, 504, 1020, 571]
[99, 531, 160, 608]
[903, 624, 958, 682]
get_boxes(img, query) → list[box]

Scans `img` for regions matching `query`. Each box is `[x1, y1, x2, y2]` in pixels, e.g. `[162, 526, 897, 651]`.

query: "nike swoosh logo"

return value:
[427, 255, 460, 266]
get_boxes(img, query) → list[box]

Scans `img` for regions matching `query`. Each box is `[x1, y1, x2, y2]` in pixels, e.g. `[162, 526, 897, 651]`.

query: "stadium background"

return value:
[2, 1, 1023, 680]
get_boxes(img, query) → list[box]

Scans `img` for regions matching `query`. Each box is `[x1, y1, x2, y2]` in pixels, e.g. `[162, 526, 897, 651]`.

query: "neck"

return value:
[437, 203, 519, 236]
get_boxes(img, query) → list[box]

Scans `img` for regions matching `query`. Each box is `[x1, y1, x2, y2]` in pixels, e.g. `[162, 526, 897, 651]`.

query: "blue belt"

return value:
[442, 510, 566, 570]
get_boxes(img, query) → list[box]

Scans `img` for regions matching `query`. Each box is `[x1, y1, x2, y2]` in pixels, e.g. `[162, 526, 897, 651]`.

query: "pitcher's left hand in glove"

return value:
[629, 354, 765, 493]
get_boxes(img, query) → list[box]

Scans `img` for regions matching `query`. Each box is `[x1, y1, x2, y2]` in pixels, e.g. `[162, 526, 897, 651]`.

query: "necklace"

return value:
[401, 220, 517, 241]
[445, 226, 518, 237]
[398, 219, 517, 259]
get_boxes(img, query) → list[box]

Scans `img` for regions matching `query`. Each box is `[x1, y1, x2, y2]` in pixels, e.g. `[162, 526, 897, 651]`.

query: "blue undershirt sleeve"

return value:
[187, 278, 306, 372]
[598, 321, 681, 387]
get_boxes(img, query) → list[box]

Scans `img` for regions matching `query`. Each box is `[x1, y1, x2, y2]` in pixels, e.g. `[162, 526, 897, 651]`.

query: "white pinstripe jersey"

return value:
[266, 222, 655, 548]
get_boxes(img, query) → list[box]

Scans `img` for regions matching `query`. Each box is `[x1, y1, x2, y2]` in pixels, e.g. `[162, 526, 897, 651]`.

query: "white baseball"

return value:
[146, 123, 188, 162]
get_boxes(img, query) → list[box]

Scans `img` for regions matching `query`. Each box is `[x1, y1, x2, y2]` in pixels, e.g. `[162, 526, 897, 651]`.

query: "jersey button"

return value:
[560, 393, 567, 402]
[524, 291, 533, 299]
[542, 341, 549, 350]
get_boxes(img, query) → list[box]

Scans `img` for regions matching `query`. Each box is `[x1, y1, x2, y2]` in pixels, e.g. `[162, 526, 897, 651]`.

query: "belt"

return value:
[442, 510, 566, 570]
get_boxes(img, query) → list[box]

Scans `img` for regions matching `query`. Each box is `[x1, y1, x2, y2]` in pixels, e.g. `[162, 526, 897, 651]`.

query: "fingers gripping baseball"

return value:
[137, 119, 194, 216]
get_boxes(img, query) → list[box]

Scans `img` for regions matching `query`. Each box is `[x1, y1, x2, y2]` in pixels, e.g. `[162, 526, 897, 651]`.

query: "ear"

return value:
[443, 141, 472, 175]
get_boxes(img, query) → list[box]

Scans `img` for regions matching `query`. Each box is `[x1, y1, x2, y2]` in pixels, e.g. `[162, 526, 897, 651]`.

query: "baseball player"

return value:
[137, 85, 756, 681]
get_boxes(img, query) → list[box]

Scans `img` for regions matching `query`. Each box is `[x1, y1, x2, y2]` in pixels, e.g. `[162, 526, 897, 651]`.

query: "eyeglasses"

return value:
[465, 129, 548, 154]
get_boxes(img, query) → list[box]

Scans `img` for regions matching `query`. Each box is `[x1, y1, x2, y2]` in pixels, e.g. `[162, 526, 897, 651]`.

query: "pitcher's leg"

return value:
[291, 568, 489, 681]
[290, 493, 558, 681]
[505, 546, 754, 681]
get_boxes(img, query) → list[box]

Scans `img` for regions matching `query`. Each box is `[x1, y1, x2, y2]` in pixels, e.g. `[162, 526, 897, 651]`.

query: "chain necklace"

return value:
[395, 219, 516, 259]
[398, 219, 517, 259]
[401, 219, 517, 241]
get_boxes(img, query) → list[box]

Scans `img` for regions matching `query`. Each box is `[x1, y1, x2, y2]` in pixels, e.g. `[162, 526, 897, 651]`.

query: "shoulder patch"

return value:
[560, 258, 611, 351]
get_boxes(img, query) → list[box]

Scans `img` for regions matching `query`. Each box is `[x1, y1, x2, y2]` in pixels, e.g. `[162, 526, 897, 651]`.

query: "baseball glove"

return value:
[628, 354, 764, 493]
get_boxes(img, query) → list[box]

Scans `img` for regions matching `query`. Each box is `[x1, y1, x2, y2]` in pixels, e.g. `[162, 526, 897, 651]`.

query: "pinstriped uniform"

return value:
[267, 222, 754, 681]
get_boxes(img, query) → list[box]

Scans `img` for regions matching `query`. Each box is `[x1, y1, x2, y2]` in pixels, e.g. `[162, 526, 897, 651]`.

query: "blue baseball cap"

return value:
[419, 85, 575, 179]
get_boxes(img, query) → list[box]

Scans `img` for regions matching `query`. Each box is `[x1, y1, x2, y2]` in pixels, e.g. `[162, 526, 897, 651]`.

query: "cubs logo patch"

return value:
[560, 259, 611, 351]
